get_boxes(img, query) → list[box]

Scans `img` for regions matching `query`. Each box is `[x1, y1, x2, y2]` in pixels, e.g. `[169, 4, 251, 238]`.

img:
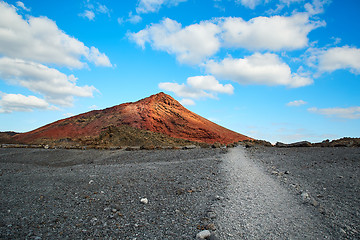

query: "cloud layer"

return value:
[0, 57, 96, 107]
[130, 18, 221, 64]
[0, 2, 111, 68]
[130, 14, 323, 64]
[0, 2, 111, 113]
[136, 0, 187, 13]
[318, 46, 360, 74]
[221, 14, 323, 51]
[159, 75, 234, 105]
[205, 53, 313, 87]
[308, 106, 360, 119]
[0, 93, 56, 113]
[287, 100, 307, 107]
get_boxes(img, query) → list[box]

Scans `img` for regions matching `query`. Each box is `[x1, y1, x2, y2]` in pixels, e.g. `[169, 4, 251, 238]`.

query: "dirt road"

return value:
[215, 147, 342, 239]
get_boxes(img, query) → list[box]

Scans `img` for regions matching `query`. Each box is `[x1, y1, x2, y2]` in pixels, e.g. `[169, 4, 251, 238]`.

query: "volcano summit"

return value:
[13, 92, 252, 146]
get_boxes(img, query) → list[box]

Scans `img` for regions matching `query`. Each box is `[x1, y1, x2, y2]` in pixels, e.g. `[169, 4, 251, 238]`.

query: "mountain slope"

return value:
[13, 92, 252, 145]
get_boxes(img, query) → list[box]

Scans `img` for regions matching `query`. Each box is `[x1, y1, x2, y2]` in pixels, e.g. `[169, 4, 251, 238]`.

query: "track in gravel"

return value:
[215, 147, 332, 239]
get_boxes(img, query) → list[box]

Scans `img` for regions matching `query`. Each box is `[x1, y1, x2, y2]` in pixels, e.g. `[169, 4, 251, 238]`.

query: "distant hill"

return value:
[0, 131, 19, 144]
[12, 92, 252, 147]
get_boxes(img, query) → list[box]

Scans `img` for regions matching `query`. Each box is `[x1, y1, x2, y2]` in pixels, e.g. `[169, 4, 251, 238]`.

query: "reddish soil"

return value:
[13, 92, 252, 144]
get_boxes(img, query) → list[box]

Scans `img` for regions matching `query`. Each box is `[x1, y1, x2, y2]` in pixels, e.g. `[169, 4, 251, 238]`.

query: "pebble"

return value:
[140, 198, 148, 204]
[311, 199, 319, 207]
[196, 230, 211, 239]
[301, 192, 310, 201]
[215, 195, 224, 201]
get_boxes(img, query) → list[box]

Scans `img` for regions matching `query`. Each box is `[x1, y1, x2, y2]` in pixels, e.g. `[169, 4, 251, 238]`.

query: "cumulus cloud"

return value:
[0, 93, 56, 113]
[136, 0, 187, 14]
[280, 0, 303, 5]
[88, 105, 98, 110]
[127, 11, 142, 24]
[236, 0, 264, 9]
[205, 53, 313, 88]
[80, 10, 95, 20]
[318, 46, 360, 74]
[87, 47, 112, 67]
[16, 1, 30, 11]
[0, 2, 111, 68]
[287, 100, 307, 106]
[305, 0, 330, 15]
[221, 14, 324, 51]
[130, 14, 323, 64]
[159, 75, 234, 104]
[237, 0, 325, 12]
[187, 76, 234, 94]
[0, 57, 96, 107]
[236, 0, 303, 9]
[97, 4, 110, 15]
[80, 2, 110, 20]
[158, 82, 215, 99]
[308, 107, 360, 119]
[130, 18, 221, 64]
[180, 98, 195, 106]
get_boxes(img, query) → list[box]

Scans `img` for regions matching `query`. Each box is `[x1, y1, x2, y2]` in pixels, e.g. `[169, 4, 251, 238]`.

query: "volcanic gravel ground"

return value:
[1, 146, 359, 239]
[0, 148, 225, 239]
[244, 146, 360, 239]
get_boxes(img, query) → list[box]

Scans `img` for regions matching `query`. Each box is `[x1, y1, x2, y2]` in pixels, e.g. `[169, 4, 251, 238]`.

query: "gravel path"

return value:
[246, 146, 360, 239]
[215, 147, 335, 239]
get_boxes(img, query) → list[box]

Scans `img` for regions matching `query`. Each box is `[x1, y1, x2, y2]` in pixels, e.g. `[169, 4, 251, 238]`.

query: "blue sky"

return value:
[0, 0, 359, 143]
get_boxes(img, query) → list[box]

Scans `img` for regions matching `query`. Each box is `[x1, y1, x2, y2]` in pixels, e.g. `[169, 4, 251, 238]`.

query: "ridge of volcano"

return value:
[13, 92, 252, 145]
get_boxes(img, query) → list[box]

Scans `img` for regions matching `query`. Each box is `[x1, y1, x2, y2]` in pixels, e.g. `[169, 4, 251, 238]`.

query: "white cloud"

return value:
[159, 75, 234, 104]
[318, 46, 360, 74]
[205, 53, 313, 88]
[63, 112, 74, 117]
[236, 0, 264, 9]
[80, 2, 110, 20]
[88, 47, 112, 67]
[129, 18, 221, 64]
[0, 57, 96, 107]
[221, 14, 324, 51]
[287, 100, 307, 106]
[80, 10, 95, 21]
[305, 0, 330, 15]
[97, 4, 110, 15]
[158, 82, 215, 99]
[136, 0, 187, 14]
[88, 105, 98, 110]
[128, 11, 142, 24]
[117, 17, 124, 25]
[236, 0, 303, 9]
[130, 14, 323, 64]
[16, 1, 30, 11]
[236, 0, 325, 12]
[180, 98, 195, 106]
[280, 0, 303, 5]
[0, 93, 56, 113]
[159, 75, 234, 99]
[308, 107, 360, 119]
[187, 76, 234, 94]
[0, 2, 111, 68]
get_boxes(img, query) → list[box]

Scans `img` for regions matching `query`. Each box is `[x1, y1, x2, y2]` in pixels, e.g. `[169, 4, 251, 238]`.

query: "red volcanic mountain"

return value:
[13, 92, 252, 145]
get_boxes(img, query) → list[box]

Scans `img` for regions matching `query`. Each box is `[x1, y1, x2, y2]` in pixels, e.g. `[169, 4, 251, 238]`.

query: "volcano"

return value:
[13, 92, 252, 145]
